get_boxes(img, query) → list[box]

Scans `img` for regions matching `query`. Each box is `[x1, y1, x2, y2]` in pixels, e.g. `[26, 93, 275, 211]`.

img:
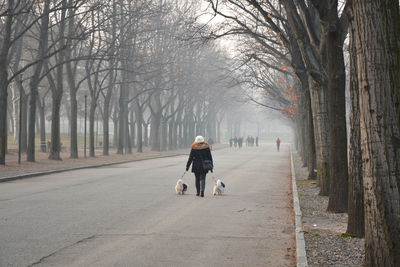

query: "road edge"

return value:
[0, 153, 186, 183]
[290, 146, 308, 267]
[0, 145, 229, 183]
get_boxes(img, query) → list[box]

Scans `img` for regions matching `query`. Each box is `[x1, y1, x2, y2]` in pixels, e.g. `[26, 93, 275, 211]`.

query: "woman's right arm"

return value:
[207, 148, 213, 165]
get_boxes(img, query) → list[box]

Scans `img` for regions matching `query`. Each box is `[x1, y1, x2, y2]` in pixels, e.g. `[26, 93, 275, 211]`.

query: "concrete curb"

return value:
[290, 146, 308, 267]
[0, 145, 229, 183]
[0, 153, 186, 183]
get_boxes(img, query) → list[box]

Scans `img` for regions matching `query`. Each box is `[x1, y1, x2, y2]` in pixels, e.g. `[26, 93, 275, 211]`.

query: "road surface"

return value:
[0, 144, 295, 267]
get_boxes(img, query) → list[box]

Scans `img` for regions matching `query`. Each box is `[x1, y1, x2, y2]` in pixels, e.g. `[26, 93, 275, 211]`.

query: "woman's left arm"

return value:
[186, 149, 194, 171]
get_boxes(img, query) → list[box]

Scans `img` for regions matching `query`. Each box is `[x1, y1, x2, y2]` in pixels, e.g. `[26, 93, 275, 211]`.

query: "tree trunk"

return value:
[38, 98, 46, 152]
[353, 0, 400, 265]
[49, 0, 67, 161]
[69, 89, 78, 158]
[314, 1, 349, 213]
[0, 0, 13, 165]
[49, 94, 62, 160]
[144, 122, 149, 147]
[11, 84, 18, 144]
[27, 89, 37, 161]
[27, 0, 49, 161]
[305, 89, 317, 179]
[161, 118, 167, 151]
[103, 98, 110, 156]
[117, 81, 128, 154]
[309, 77, 330, 195]
[282, 0, 330, 195]
[150, 91, 162, 151]
[130, 109, 135, 148]
[135, 100, 143, 153]
[102, 0, 117, 155]
[346, 5, 364, 235]
[151, 114, 161, 151]
[20, 91, 27, 153]
[89, 100, 96, 157]
[112, 104, 118, 148]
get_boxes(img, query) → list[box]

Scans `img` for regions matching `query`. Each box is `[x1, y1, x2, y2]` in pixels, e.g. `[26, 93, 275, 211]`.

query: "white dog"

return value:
[175, 179, 188, 195]
[213, 179, 225, 195]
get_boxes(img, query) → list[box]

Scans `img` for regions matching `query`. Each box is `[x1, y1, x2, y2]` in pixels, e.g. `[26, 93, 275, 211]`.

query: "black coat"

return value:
[186, 142, 213, 174]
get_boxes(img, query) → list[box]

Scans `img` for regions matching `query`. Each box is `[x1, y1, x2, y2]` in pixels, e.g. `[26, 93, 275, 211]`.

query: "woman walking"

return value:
[186, 136, 213, 197]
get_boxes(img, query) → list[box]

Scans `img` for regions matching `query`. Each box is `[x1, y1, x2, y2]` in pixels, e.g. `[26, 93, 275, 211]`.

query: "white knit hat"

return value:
[195, 135, 204, 143]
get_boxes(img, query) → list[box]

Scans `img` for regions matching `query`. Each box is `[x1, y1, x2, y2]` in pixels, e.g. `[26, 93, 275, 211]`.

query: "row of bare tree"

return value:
[204, 0, 399, 266]
[0, 0, 238, 164]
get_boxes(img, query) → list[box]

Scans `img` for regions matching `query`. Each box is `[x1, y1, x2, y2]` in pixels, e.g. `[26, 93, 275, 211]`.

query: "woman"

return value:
[186, 136, 213, 197]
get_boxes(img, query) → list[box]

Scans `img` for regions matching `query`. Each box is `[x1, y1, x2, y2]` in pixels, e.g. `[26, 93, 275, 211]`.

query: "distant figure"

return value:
[246, 136, 250, 147]
[238, 137, 243, 148]
[208, 138, 214, 150]
[234, 137, 238, 148]
[229, 137, 233, 148]
[256, 136, 259, 147]
[276, 138, 281, 151]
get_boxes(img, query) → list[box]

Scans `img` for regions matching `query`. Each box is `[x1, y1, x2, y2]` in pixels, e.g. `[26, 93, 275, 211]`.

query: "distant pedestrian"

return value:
[276, 137, 281, 151]
[238, 137, 243, 148]
[234, 137, 238, 148]
[256, 136, 259, 147]
[186, 136, 213, 197]
[229, 137, 233, 148]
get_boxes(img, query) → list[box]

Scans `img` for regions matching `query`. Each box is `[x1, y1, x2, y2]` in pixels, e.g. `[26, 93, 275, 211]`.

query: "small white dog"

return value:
[213, 179, 225, 195]
[175, 179, 188, 195]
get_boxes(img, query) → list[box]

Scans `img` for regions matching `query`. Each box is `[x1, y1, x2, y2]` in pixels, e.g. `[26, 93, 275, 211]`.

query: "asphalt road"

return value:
[0, 144, 295, 267]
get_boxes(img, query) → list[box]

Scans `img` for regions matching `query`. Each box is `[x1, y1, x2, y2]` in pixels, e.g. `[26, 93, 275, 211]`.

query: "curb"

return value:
[290, 146, 308, 267]
[0, 145, 229, 183]
[0, 153, 186, 183]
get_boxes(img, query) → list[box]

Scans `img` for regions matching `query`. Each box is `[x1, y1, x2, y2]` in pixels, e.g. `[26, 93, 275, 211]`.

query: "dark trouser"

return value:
[195, 172, 206, 194]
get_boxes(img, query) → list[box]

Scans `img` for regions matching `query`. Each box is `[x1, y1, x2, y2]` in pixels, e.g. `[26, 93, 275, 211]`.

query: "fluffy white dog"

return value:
[213, 179, 225, 195]
[175, 179, 188, 195]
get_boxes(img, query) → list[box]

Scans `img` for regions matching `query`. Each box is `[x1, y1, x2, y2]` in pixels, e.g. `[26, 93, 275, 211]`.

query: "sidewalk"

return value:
[0, 145, 226, 183]
[293, 151, 364, 266]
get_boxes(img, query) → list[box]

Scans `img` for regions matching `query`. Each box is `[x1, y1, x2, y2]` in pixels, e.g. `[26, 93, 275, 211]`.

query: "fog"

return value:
[1, 0, 296, 163]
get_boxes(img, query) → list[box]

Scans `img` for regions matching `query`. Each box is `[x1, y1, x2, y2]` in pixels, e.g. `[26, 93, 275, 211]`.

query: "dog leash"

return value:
[181, 171, 187, 180]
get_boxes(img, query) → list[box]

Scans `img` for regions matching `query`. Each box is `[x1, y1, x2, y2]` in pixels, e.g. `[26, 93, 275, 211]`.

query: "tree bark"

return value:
[353, 0, 400, 265]
[346, 3, 364, 236]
